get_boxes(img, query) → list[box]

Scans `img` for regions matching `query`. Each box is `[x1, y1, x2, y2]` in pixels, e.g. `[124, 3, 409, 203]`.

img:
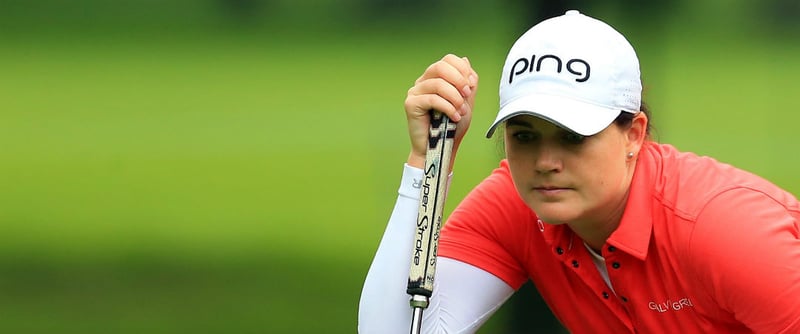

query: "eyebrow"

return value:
[505, 118, 587, 138]
[506, 118, 533, 128]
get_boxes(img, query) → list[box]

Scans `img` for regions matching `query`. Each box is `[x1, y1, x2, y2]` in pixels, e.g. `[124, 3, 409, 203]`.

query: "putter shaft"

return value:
[409, 294, 429, 334]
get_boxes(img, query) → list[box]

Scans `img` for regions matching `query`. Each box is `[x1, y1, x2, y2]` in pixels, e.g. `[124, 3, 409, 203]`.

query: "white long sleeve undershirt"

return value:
[358, 164, 515, 334]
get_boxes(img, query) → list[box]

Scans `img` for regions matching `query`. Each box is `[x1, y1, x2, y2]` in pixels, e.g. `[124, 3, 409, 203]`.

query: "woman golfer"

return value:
[359, 10, 800, 333]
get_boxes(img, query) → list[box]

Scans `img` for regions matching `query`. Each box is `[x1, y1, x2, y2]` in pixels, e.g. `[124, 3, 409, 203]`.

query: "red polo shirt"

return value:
[439, 142, 800, 333]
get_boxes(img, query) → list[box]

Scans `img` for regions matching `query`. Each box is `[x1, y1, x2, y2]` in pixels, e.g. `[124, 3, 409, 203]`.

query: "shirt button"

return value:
[555, 247, 564, 255]
[602, 291, 609, 299]
[607, 246, 616, 252]
[612, 262, 621, 269]
[571, 260, 579, 268]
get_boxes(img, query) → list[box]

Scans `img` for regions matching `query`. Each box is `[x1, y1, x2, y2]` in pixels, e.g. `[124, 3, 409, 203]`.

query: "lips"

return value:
[532, 185, 571, 196]
[533, 185, 568, 191]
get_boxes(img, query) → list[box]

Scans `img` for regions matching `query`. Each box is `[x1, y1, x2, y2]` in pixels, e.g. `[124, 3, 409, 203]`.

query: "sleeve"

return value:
[688, 188, 800, 333]
[358, 164, 516, 334]
[438, 160, 533, 290]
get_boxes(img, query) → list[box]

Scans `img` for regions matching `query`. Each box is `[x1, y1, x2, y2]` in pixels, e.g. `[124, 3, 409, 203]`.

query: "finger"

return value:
[465, 68, 479, 102]
[405, 93, 462, 122]
[417, 58, 472, 98]
[443, 54, 478, 90]
[458, 61, 479, 102]
[408, 78, 466, 115]
[441, 54, 473, 81]
[468, 65, 479, 89]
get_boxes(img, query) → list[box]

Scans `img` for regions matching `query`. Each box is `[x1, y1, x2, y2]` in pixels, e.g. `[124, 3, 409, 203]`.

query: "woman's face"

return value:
[504, 115, 639, 226]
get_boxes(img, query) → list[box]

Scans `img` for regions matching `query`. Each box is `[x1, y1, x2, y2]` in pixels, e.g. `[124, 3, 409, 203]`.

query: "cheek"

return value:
[505, 149, 535, 179]
[504, 142, 523, 169]
[506, 159, 528, 188]
[504, 154, 535, 199]
[584, 155, 627, 197]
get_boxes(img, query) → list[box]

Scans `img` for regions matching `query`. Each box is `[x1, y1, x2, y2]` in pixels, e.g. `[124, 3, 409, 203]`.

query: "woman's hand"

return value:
[404, 54, 479, 169]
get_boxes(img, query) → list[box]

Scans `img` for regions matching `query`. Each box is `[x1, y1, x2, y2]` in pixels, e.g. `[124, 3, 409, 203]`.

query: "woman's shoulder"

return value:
[645, 142, 799, 220]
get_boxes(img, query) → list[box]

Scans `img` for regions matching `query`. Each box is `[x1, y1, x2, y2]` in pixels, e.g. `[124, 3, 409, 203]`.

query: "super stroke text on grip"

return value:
[413, 164, 436, 265]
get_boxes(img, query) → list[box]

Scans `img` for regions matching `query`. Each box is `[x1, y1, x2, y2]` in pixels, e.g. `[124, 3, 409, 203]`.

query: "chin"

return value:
[538, 215, 571, 225]
[528, 202, 578, 225]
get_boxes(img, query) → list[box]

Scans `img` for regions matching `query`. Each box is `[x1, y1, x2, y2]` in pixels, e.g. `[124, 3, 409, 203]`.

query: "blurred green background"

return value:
[1, 0, 798, 333]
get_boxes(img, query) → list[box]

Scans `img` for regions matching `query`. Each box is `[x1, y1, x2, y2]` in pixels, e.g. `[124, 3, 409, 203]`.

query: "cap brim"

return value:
[485, 94, 622, 138]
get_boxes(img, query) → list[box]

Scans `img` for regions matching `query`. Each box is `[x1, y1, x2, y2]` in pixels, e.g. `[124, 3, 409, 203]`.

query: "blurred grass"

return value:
[0, 20, 511, 333]
[0, 2, 798, 333]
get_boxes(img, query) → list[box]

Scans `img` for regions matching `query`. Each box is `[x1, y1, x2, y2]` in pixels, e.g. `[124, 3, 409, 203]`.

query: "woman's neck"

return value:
[568, 220, 617, 253]
[569, 187, 631, 253]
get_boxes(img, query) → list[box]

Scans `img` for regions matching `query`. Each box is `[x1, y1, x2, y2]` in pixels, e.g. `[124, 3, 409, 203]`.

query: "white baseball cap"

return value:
[486, 10, 642, 138]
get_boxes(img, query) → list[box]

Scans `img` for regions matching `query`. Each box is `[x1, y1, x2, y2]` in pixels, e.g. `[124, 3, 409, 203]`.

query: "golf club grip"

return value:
[406, 110, 457, 297]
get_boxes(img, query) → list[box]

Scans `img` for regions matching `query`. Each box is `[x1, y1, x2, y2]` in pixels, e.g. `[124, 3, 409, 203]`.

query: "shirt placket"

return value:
[553, 234, 635, 332]
[602, 244, 643, 331]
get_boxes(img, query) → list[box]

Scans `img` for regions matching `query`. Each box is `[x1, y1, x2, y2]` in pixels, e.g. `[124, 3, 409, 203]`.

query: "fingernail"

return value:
[469, 74, 477, 86]
[452, 112, 462, 122]
[460, 103, 470, 115]
[462, 85, 471, 97]
[463, 56, 470, 65]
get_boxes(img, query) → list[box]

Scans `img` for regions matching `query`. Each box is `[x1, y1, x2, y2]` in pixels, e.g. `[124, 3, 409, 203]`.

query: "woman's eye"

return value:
[562, 132, 586, 145]
[513, 131, 538, 142]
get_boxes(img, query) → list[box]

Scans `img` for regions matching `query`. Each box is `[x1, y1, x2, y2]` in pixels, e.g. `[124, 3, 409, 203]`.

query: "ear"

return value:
[626, 112, 648, 155]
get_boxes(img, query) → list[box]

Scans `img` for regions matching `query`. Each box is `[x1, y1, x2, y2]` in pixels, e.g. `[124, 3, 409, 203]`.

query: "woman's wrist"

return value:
[407, 152, 425, 169]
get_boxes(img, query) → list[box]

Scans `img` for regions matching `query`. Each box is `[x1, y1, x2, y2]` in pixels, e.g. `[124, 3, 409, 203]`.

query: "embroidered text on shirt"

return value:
[648, 298, 694, 313]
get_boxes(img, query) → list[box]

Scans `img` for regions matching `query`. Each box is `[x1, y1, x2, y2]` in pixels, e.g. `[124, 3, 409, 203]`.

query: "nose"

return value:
[534, 143, 563, 174]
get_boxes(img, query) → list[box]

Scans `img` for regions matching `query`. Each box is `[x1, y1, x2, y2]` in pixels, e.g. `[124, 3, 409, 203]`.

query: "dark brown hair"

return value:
[613, 101, 652, 137]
